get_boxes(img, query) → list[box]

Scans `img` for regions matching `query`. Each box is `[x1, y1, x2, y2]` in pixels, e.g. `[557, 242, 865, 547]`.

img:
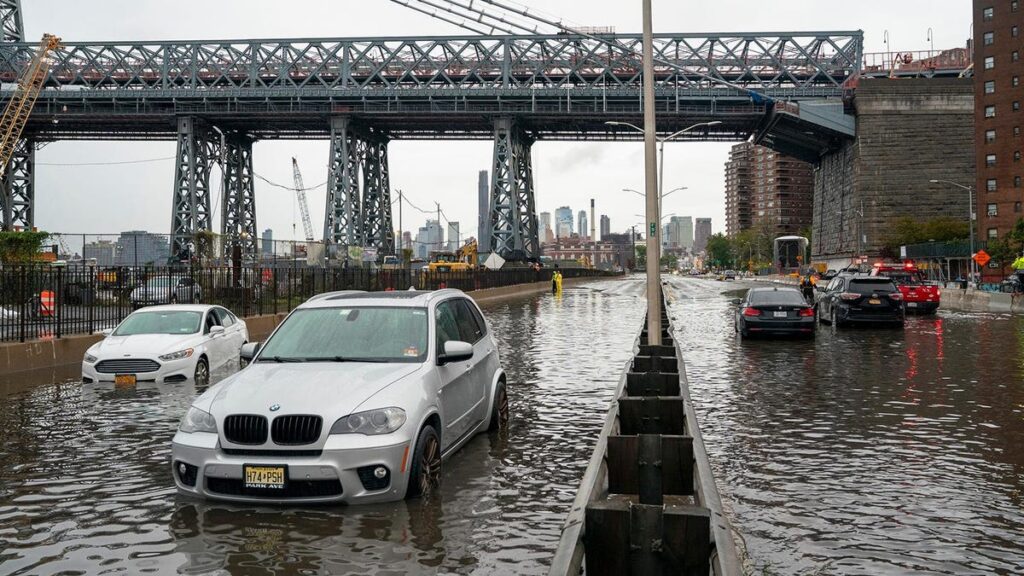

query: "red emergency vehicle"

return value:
[869, 262, 940, 313]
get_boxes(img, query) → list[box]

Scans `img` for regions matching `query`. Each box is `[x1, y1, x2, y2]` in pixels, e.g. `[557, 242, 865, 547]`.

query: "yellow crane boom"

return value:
[0, 34, 61, 177]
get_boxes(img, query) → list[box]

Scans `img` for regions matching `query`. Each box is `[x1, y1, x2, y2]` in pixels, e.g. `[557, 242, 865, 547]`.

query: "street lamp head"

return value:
[605, 121, 624, 126]
[707, 121, 723, 126]
[929, 179, 940, 183]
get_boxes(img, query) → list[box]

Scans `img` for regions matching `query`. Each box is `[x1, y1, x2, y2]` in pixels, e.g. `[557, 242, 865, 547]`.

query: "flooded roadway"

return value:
[666, 276, 1024, 576]
[0, 278, 646, 575]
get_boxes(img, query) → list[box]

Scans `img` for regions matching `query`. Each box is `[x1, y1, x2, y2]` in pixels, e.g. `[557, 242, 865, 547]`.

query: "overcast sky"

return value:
[28, 1, 971, 246]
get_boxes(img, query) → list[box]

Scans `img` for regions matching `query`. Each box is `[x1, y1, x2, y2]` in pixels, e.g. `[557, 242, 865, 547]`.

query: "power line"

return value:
[36, 156, 175, 166]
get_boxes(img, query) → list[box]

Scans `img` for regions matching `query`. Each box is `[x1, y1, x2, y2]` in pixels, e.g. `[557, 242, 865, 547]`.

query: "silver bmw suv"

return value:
[170, 289, 508, 504]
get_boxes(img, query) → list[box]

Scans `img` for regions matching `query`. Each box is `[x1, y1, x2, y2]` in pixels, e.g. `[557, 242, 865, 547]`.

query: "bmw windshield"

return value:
[114, 311, 202, 335]
[257, 307, 429, 363]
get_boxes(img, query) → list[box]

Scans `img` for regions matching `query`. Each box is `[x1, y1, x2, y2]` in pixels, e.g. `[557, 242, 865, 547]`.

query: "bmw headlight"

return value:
[179, 407, 217, 434]
[330, 407, 406, 435]
[159, 348, 194, 361]
[83, 353, 98, 363]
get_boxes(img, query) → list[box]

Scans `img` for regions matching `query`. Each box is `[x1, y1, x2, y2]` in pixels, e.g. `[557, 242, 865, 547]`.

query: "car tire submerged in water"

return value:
[406, 425, 441, 499]
[487, 380, 509, 432]
[194, 357, 209, 386]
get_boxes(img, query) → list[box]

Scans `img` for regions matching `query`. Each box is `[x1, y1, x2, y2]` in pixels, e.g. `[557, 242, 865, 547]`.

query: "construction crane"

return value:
[291, 157, 315, 242]
[0, 34, 62, 178]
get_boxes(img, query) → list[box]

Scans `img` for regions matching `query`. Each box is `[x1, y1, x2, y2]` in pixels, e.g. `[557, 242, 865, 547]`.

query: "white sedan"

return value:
[82, 305, 248, 386]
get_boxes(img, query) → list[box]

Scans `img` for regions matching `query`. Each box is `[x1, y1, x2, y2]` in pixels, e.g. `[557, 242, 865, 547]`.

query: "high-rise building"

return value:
[540, 212, 554, 244]
[83, 240, 116, 266]
[477, 170, 490, 252]
[578, 210, 589, 241]
[725, 142, 813, 237]
[600, 215, 611, 239]
[413, 219, 444, 259]
[555, 206, 573, 238]
[694, 218, 712, 252]
[663, 216, 693, 251]
[115, 231, 170, 266]
[261, 228, 273, 255]
[447, 221, 461, 251]
[975, 1, 1024, 246]
[401, 231, 413, 252]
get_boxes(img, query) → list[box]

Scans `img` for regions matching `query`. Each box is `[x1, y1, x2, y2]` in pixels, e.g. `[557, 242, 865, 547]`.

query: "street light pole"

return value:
[641, 0, 661, 344]
[930, 179, 977, 285]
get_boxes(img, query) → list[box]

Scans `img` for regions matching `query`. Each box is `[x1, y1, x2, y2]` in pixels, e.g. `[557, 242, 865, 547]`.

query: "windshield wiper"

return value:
[327, 356, 391, 363]
[258, 356, 306, 363]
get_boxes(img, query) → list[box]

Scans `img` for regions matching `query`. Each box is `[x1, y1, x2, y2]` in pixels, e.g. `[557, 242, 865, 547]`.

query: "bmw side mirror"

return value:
[100, 328, 113, 337]
[240, 342, 261, 361]
[438, 340, 473, 365]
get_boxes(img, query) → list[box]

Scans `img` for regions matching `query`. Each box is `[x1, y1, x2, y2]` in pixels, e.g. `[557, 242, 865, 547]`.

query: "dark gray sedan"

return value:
[734, 287, 816, 338]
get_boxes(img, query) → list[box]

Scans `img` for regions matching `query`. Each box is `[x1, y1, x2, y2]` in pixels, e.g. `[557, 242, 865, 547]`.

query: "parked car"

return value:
[171, 289, 508, 505]
[817, 276, 905, 327]
[82, 305, 248, 386]
[821, 269, 838, 281]
[722, 270, 738, 280]
[733, 287, 816, 337]
[130, 276, 201, 309]
[869, 262, 940, 313]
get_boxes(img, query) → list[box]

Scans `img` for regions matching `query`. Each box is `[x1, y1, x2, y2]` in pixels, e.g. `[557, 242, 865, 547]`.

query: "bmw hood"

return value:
[200, 362, 423, 420]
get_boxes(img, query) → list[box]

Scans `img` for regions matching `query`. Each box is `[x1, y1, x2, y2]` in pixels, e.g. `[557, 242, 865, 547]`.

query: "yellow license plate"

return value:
[114, 374, 137, 387]
[868, 299, 881, 304]
[244, 465, 287, 489]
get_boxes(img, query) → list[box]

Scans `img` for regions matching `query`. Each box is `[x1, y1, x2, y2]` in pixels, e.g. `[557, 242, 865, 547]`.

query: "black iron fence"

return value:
[0, 264, 617, 343]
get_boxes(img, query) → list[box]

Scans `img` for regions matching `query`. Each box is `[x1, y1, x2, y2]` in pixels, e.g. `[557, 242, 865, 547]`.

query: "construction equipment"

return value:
[0, 34, 61, 178]
[426, 240, 479, 273]
[290, 157, 315, 242]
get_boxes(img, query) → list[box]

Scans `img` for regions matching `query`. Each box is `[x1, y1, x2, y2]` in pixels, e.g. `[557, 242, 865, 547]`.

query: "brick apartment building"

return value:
[724, 143, 813, 237]
[975, 0, 1024, 241]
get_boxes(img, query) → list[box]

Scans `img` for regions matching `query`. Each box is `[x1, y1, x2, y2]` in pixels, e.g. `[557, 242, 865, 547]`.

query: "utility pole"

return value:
[396, 189, 403, 257]
[436, 201, 442, 252]
[642, 0, 661, 345]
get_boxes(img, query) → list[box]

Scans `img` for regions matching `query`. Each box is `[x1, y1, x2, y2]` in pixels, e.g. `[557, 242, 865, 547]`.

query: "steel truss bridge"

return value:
[0, 0, 863, 260]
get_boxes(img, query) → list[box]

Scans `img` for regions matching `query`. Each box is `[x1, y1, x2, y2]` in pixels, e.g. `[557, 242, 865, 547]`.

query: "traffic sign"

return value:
[973, 249, 991, 267]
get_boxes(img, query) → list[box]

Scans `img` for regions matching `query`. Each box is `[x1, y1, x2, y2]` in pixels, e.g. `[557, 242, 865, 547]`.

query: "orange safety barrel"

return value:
[39, 290, 55, 317]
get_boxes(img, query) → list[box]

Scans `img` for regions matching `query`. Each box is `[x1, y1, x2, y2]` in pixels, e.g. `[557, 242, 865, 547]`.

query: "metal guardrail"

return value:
[0, 264, 617, 343]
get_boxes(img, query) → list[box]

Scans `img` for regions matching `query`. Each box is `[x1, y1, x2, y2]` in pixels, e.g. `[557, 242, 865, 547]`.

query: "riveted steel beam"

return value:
[361, 131, 395, 257]
[220, 134, 258, 258]
[324, 116, 363, 248]
[169, 117, 217, 259]
[488, 118, 538, 261]
[0, 0, 22, 43]
[0, 137, 32, 230]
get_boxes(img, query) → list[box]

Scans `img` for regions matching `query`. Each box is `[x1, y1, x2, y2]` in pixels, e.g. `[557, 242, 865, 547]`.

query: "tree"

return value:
[635, 245, 647, 268]
[884, 216, 969, 255]
[0, 230, 49, 264]
[705, 233, 732, 268]
[660, 252, 678, 270]
[1008, 217, 1024, 254]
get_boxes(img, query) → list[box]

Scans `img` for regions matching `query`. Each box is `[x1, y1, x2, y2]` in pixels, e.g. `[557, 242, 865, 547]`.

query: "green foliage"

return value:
[660, 252, 678, 269]
[193, 230, 216, 263]
[885, 217, 969, 253]
[635, 245, 647, 267]
[987, 236, 1016, 267]
[0, 230, 49, 264]
[705, 233, 732, 268]
[1008, 217, 1024, 252]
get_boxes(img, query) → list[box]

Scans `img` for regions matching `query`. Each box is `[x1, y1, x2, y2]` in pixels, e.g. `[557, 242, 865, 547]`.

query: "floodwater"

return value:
[0, 278, 647, 575]
[666, 276, 1024, 576]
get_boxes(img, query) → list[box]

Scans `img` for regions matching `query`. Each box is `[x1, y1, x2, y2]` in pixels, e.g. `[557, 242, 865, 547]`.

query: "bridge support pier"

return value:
[1, 138, 34, 231]
[361, 132, 395, 257]
[324, 117, 363, 251]
[220, 134, 258, 258]
[488, 118, 539, 261]
[170, 117, 217, 260]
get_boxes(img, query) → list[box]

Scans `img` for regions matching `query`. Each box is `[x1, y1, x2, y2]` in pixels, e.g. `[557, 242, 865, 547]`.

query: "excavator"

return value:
[427, 239, 478, 272]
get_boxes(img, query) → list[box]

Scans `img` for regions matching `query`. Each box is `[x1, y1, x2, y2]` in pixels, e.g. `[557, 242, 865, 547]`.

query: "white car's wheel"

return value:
[193, 357, 210, 386]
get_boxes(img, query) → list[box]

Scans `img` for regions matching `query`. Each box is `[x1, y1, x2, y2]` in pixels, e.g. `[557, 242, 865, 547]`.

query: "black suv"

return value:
[816, 276, 905, 327]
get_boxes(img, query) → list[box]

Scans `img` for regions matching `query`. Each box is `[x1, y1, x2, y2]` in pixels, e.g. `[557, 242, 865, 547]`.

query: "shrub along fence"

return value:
[0, 264, 617, 343]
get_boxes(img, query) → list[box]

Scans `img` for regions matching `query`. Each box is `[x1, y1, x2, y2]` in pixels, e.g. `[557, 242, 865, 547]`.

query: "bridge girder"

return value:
[360, 133, 395, 257]
[0, 137, 32, 230]
[220, 134, 258, 258]
[324, 117, 364, 248]
[488, 118, 538, 261]
[169, 117, 217, 259]
[0, 0, 22, 43]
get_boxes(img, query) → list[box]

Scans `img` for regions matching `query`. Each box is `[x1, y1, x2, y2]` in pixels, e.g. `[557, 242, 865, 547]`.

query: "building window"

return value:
[987, 129, 997, 143]
[988, 228, 999, 239]
[1017, 151, 1022, 162]
[984, 31, 995, 45]
[988, 203, 999, 216]
[1015, 76, 1021, 87]
[1015, 101, 1021, 111]
[987, 153, 997, 166]
[1016, 175, 1022, 187]
[1016, 201, 1023, 212]
[986, 80, 997, 94]
[986, 105, 997, 117]
[1015, 25, 1021, 37]
[1015, 51, 1020, 62]
[986, 56, 996, 70]
[984, 6, 994, 21]
[1015, 1, 1020, 12]
[988, 178, 998, 191]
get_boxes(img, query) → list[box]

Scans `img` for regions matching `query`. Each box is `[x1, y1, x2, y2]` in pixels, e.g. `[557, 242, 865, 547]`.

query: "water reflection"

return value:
[0, 278, 646, 575]
[667, 277, 1024, 575]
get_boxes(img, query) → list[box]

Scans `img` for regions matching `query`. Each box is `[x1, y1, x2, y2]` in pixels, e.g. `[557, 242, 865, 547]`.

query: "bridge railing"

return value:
[0, 264, 619, 343]
[1, 32, 863, 93]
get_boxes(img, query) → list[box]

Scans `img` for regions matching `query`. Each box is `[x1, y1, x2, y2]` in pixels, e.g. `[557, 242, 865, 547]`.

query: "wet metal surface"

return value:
[0, 278, 646, 575]
[666, 276, 1024, 576]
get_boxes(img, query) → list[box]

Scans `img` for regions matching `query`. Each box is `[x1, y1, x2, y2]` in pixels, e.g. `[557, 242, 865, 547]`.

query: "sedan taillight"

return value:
[742, 307, 761, 317]
[889, 292, 903, 301]
[798, 308, 815, 317]
[839, 292, 860, 301]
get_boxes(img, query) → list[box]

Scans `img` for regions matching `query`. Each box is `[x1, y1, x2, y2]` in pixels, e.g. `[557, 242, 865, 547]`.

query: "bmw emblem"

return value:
[269, 404, 281, 412]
